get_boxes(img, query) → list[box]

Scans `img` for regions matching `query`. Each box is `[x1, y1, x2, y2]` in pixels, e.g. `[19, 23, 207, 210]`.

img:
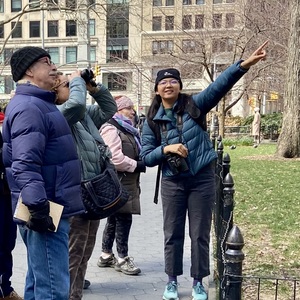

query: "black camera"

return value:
[166, 154, 189, 175]
[81, 69, 97, 87]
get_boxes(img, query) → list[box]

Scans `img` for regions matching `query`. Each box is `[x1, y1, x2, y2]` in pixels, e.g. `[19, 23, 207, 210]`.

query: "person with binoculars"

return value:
[140, 41, 268, 300]
[53, 68, 117, 300]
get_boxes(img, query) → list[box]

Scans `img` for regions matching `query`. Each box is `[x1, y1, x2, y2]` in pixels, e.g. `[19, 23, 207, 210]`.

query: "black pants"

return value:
[101, 213, 133, 258]
[161, 162, 215, 279]
[0, 190, 17, 297]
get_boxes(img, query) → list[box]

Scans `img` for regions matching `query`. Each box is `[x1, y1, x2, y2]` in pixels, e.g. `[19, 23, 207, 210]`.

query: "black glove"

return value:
[135, 160, 146, 173]
[27, 201, 56, 233]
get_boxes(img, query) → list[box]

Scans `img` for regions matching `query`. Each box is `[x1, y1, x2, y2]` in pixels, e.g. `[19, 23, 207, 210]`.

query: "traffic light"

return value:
[95, 65, 101, 76]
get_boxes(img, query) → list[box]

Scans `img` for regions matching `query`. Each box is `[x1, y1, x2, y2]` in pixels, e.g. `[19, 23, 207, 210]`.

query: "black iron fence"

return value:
[212, 134, 300, 300]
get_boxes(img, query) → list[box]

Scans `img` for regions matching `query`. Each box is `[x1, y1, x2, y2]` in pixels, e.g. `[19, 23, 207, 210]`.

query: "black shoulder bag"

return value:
[81, 157, 129, 220]
[72, 122, 129, 220]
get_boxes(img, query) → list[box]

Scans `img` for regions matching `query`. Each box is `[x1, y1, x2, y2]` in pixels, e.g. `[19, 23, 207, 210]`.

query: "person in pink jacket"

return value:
[97, 96, 146, 275]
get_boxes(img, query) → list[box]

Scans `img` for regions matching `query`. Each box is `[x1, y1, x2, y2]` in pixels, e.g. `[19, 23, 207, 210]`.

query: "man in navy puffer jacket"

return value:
[2, 46, 85, 300]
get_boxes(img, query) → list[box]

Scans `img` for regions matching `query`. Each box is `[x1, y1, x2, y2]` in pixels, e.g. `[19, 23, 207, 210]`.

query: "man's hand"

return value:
[27, 201, 56, 233]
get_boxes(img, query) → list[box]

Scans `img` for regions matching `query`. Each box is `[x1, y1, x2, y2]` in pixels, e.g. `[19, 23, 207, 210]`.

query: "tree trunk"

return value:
[218, 98, 226, 138]
[276, 0, 300, 158]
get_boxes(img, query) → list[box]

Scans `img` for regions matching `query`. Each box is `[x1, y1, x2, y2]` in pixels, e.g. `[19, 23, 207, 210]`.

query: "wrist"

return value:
[240, 60, 251, 70]
[89, 87, 99, 94]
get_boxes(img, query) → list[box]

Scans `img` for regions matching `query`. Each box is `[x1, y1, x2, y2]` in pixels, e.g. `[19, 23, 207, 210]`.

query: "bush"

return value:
[241, 112, 283, 136]
[222, 136, 253, 146]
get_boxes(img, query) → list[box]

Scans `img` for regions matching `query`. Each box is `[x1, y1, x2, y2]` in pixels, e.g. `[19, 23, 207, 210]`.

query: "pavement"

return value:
[11, 166, 216, 300]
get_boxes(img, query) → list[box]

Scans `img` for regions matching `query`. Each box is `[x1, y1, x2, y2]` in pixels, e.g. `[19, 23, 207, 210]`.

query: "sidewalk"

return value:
[11, 166, 216, 300]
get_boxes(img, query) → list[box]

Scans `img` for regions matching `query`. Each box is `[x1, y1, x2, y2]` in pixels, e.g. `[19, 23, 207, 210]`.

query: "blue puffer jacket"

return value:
[141, 61, 248, 177]
[2, 83, 85, 218]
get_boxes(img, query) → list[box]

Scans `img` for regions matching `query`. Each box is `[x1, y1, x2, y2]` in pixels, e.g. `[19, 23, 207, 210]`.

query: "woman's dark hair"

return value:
[147, 92, 191, 121]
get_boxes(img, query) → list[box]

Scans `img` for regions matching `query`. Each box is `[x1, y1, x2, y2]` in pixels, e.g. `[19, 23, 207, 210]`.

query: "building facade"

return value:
[1, 0, 279, 116]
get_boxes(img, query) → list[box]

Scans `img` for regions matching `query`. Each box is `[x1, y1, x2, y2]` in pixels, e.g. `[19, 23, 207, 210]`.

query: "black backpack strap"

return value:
[107, 118, 128, 134]
[185, 97, 207, 131]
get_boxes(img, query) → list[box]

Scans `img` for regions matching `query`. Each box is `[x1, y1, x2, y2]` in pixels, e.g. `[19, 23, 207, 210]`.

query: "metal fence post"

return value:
[224, 225, 245, 300]
[222, 153, 231, 179]
[219, 171, 234, 299]
[215, 138, 224, 291]
[223, 172, 234, 230]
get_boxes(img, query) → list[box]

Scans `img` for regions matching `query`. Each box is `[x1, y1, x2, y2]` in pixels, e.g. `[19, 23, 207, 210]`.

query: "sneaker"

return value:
[114, 256, 141, 275]
[162, 281, 179, 300]
[83, 279, 91, 289]
[192, 282, 207, 300]
[3, 290, 23, 300]
[97, 253, 117, 268]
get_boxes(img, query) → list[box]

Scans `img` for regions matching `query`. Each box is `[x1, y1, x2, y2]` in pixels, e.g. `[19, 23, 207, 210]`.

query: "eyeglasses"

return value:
[158, 79, 179, 86]
[37, 57, 55, 66]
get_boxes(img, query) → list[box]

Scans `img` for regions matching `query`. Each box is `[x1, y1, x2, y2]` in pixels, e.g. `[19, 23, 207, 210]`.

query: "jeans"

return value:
[19, 218, 70, 300]
[101, 213, 133, 258]
[69, 216, 100, 300]
[0, 193, 16, 297]
[161, 162, 215, 279]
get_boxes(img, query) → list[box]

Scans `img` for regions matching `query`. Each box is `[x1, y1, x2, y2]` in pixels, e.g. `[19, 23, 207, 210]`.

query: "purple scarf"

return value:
[113, 114, 142, 151]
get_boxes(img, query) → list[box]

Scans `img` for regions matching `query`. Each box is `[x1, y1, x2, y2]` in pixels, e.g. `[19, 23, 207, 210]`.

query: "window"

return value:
[29, 0, 40, 8]
[30, 21, 40, 38]
[89, 19, 95, 36]
[107, 0, 128, 3]
[11, 22, 22, 38]
[66, 20, 77, 36]
[0, 24, 3, 38]
[226, 0, 235, 2]
[107, 45, 128, 62]
[87, 0, 95, 7]
[107, 73, 128, 91]
[183, 0, 192, 4]
[11, 0, 21, 12]
[225, 13, 235, 28]
[66, 0, 76, 8]
[0, 48, 13, 64]
[47, 47, 59, 64]
[46, 0, 59, 9]
[153, 16, 162, 31]
[212, 14, 222, 28]
[182, 40, 195, 53]
[153, 0, 162, 5]
[90, 46, 96, 63]
[0, 76, 4, 93]
[182, 15, 192, 30]
[166, 0, 174, 5]
[66, 46, 77, 64]
[107, 18, 128, 38]
[48, 21, 58, 37]
[213, 0, 222, 3]
[165, 16, 174, 31]
[195, 14, 204, 29]
[196, 0, 205, 4]
[0, 76, 14, 94]
[212, 38, 234, 53]
[0, 0, 4, 12]
[152, 40, 174, 54]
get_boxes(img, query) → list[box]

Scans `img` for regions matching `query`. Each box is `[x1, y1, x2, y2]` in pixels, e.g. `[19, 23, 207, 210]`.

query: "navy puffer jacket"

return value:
[2, 83, 85, 218]
[141, 61, 248, 177]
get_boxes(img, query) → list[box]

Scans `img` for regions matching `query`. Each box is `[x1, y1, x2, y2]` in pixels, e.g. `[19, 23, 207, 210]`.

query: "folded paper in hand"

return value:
[14, 196, 64, 232]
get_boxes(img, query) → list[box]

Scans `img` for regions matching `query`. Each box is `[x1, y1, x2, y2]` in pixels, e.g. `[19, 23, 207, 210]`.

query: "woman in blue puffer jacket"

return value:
[140, 41, 268, 300]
